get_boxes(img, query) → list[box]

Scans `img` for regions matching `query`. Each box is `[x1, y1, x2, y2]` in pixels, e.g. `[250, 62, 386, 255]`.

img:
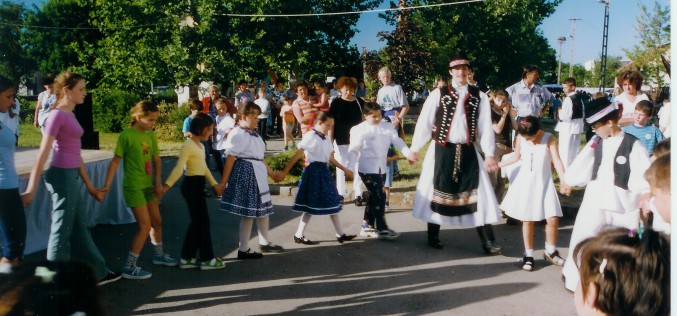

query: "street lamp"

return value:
[557, 36, 567, 84]
[597, 0, 611, 91]
[568, 18, 582, 78]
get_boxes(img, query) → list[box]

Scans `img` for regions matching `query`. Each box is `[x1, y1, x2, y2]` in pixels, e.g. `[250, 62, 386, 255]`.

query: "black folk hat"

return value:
[585, 96, 619, 125]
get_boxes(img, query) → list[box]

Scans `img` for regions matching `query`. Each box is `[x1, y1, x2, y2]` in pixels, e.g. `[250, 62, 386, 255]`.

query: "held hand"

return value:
[154, 186, 165, 199]
[213, 184, 224, 197]
[21, 191, 35, 208]
[272, 172, 285, 183]
[483, 156, 499, 173]
[391, 117, 401, 127]
[406, 152, 419, 165]
[559, 183, 572, 196]
[90, 188, 107, 202]
[344, 170, 354, 181]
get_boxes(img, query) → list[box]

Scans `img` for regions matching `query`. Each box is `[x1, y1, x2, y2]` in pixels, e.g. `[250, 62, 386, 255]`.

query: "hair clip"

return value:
[35, 266, 57, 283]
[599, 258, 608, 276]
[628, 229, 637, 238]
[628, 227, 645, 240]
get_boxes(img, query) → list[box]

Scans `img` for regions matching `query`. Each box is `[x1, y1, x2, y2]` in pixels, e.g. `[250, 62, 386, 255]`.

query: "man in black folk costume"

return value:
[409, 55, 502, 254]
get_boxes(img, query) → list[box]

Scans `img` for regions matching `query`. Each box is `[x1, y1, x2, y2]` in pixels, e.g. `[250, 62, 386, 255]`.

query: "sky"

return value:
[18, 0, 650, 65]
[351, 0, 650, 65]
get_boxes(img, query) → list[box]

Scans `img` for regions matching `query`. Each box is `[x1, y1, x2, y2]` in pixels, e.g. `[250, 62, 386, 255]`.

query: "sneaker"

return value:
[521, 257, 535, 271]
[544, 250, 565, 266]
[200, 258, 226, 270]
[359, 224, 378, 238]
[283, 146, 289, 151]
[385, 202, 390, 213]
[122, 266, 152, 280]
[355, 196, 363, 206]
[377, 229, 400, 240]
[97, 270, 122, 286]
[291, 143, 296, 149]
[179, 258, 199, 269]
[260, 243, 284, 253]
[0, 262, 12, 274]
[237, 248, 263, 259]
[153, 254, 179, 267]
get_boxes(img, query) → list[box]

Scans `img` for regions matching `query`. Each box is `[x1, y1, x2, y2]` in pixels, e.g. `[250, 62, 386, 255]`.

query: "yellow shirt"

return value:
[164, 139, 217, 187]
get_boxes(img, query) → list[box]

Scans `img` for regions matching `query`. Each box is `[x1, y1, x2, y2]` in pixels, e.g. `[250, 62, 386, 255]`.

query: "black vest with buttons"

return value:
[591, 133, 638, 190]
[432, 85, 481, 146]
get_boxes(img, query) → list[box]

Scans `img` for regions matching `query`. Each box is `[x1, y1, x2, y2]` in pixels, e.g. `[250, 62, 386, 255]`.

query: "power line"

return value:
[220, 0, 484, 18]
[0, 21, 172, 30]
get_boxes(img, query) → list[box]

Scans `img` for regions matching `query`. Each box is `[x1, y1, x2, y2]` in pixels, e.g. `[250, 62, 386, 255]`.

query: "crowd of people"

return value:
[0, 54, 671, 314]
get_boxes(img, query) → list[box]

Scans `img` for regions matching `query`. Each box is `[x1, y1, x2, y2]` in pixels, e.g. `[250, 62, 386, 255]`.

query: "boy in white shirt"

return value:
[214, 97, 235, 175]
[348, 102, 416, 240]
[555, 77, 585, 169]
[254, 90, 270, 141]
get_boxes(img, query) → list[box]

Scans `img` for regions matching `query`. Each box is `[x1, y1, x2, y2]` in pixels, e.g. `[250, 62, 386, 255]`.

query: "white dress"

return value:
[410, 85, 500, 227]
[501, 133, 562, 221]
[561, 132, 651, 291]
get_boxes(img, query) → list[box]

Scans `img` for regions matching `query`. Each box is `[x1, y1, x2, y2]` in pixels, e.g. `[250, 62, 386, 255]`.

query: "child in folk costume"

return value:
[280, 112, 357, 245]
[561, 97, 652, 292]
[498, 116, 570, 271]
[219, 102, 285, 259]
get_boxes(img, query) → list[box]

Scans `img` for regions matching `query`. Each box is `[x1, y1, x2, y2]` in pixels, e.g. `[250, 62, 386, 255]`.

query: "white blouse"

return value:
[298, 130, 334, 163]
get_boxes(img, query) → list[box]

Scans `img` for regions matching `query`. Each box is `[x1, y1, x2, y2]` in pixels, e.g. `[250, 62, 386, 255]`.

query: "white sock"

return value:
[545, 243, 557, 254]
[152, 242, 164, 257]
[239, 217, 254, 252]
[257, 216, 271, 246]
[295, 213, 312, 238]
[524, 249, 534, 257]
[330, 215, 344, 237]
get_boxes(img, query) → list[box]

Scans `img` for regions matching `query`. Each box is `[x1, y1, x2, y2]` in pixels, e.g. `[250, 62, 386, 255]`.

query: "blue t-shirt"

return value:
[0, 122, 18, 189]
[622, 124, 664, 155]
[182, 115, 194, 134]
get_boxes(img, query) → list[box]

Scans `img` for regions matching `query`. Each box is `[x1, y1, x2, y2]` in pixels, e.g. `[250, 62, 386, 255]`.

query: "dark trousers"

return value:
[0, 188, 26, 260]
[180, 176, 214, 262]
[210, 147, 224, 175]
[359, 172, 388, 231]
[257, 119, 268, 141]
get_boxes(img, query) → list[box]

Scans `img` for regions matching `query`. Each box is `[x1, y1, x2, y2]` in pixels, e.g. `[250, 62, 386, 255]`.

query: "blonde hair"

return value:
[130, 100, 159, 125]
[53, 72, 85, 102]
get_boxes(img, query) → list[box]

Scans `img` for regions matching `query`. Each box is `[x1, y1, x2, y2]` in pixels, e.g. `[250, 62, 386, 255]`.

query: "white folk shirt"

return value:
[411, 84, 495, 157]
[298, 130, 333, 163]
[506, 80, 552, 117]
[377, 84, 409, 112]
[555, 92, 585, 134]
[348, 120, 411, 174]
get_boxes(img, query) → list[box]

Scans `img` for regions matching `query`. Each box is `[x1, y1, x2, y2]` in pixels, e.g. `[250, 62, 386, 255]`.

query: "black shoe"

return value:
[97, 270, 122, 286]
[336, 234, 357, 244]
[354, 196, 362, 206]
[237, 248, 263, 259]
[260, 243, 285, 253]
[428, 237, 443, 249]
[294, 236, 318, 245]
[482, 241, 502, 255]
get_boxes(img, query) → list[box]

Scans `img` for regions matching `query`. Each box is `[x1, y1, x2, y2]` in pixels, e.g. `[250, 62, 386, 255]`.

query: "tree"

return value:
[0, 1, 30, 82]
[623, 1, 670, 87]
[384, 0, 561, 90]
[376, 0, 431, 93]
[21, 0, 101, 80]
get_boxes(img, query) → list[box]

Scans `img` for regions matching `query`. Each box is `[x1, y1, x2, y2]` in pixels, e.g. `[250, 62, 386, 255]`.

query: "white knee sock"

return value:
[524, 249, 534, 257]
[295, 213, 312, 238]
[545, 243, 557, 254]
[330, 215, 344, 237]
[257, 216, 271, 246]
[239, 217, 254, 252]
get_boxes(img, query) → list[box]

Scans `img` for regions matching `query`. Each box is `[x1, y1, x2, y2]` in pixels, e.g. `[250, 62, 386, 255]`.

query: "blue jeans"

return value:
[0, 188, 26, 260]
[43, 167, 108, 280]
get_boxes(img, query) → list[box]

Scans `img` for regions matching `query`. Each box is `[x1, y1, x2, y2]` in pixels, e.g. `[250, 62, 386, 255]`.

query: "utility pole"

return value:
[557, 36, 567, 84]
[568, 18, 582, 78]
[598, 0, 611, 91]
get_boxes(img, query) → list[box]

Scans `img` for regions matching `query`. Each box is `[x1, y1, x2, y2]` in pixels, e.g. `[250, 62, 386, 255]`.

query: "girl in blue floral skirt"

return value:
[281, 112, 357, 245]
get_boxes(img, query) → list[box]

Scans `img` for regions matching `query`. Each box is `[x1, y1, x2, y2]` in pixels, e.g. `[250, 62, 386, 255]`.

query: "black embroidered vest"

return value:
[591, 134, 637, 190]
[571, 93, 584, 120]
[432, 85, 481, 146]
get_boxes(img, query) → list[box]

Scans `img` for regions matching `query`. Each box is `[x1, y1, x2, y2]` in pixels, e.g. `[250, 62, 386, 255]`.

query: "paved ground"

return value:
[27, 136, 579, 315]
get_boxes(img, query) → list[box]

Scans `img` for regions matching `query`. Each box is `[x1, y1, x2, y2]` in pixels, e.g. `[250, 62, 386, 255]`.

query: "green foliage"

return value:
[623, 1, 671, 87]
[155, 101, 189, 141]
[0, 1, 31, 82]
[92, 89, 140, 133]
[264, 149, 304, 177]
[150, 91, 178, 105]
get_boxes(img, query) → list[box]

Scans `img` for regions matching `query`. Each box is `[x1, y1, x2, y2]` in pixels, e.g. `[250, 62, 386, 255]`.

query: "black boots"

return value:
[476, 224, 502, 255]
[427, 223, 443, 249]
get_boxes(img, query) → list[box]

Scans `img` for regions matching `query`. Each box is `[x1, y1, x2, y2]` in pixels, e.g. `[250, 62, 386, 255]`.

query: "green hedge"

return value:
[264, 149, 305, 177]
[92, 90, 140, 133]
[155, 101, 190, 141]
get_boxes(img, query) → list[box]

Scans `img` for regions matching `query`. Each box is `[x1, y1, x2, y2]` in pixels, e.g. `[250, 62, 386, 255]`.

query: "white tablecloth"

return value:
[19, 158, 135, 254]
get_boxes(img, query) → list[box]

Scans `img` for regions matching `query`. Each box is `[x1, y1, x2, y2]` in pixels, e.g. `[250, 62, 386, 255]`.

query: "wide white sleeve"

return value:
[564, 139, 596, 186]
[410, 88, 440, 152]
[559, 97, 573, 121]
[628, 141, 651, 194]
[477, 91, 496, 157]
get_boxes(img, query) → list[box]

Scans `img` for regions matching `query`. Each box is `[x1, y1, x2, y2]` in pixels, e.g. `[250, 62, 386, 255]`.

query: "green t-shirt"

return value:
[114, 127, 159, 190]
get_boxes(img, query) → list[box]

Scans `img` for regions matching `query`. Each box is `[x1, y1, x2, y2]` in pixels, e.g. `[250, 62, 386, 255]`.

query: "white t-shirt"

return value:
[377, 84, 408, 111]
[254, 99, 270, 119]
[0, 99, 20, 136]
[37, 91, 56, 127]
